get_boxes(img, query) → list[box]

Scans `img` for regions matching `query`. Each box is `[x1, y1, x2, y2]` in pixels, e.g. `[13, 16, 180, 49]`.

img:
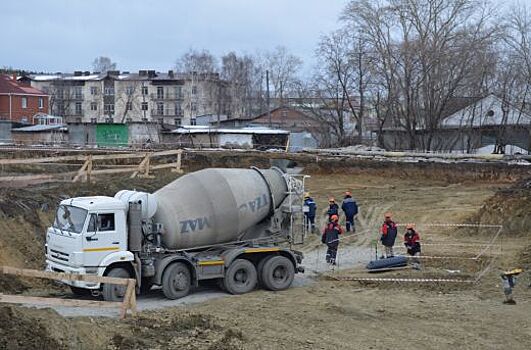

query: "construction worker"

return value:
[321, 214, 343, 265]
[404, 223, 421, 269]
[380, 212, 398, 258]
[341, 191, 358, 233]
[327, 197, 339, 221]
[303, 192, 317, 233]
[500, 268, 523, 305]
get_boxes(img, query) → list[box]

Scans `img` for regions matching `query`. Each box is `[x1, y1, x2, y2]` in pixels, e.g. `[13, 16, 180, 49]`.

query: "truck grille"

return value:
[50, 249, 70, 262]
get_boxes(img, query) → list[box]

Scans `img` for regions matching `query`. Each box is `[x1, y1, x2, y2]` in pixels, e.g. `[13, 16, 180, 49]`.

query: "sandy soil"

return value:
[1, 159, 530, 349]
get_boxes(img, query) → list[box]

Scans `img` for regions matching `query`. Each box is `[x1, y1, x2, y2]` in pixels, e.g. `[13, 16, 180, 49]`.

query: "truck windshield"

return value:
[53, 205, 88, 234]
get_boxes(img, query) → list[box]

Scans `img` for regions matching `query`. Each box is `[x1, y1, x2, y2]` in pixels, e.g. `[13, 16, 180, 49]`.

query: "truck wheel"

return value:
[261, 256, 295, 291]
[223, 259, 257, 295]
[162, 263, 191, 300]
[257, 256, 274, 288]
[70, 286, 91, 297]
[102, 267, 130, 302]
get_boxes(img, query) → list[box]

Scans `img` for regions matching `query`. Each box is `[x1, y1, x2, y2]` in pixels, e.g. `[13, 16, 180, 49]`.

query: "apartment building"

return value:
[24, 70, 232, 126]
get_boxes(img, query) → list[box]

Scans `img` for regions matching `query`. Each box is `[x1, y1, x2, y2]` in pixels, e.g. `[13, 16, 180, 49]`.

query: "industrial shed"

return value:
[161, 126, 289, 149]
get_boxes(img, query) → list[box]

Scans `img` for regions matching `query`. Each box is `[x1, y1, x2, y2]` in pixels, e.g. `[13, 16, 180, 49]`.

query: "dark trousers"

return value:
[305, 215, 316, 232]
[326, 243, 338, 263]
[345, 215, 355, 232]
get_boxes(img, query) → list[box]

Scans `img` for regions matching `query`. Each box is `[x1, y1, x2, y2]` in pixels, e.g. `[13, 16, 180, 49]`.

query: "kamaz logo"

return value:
[239, 194, 269, 213]
[180, 217, 211, 233]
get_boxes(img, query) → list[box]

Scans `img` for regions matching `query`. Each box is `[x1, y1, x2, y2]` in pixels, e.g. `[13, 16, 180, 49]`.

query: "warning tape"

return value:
[331, 276, 474, 283]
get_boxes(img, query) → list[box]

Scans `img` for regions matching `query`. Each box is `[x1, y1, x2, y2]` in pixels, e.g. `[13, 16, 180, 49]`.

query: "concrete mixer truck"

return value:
[45, 167, 306, 301]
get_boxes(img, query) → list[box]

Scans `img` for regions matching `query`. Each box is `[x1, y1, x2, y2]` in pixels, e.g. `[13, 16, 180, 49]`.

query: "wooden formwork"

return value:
[0, 149, 184, 184]
[0, 266, 136, 319]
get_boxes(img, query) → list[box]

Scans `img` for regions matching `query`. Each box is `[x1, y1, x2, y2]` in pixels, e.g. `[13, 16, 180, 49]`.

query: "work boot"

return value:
[503, 299, 516, 305]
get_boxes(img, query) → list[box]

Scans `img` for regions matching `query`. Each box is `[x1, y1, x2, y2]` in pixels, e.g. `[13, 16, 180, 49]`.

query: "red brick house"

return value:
[0, 75, 49, 124]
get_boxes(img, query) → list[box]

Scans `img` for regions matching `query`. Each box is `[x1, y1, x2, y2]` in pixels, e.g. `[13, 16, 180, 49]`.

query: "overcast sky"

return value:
[2, 0, 348, 74]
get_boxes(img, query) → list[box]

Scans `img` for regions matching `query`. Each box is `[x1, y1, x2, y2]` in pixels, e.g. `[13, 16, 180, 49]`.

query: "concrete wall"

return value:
[68, 123, 96, 146]
[12, 130, 66, 144]
[128, 122, 160, 145]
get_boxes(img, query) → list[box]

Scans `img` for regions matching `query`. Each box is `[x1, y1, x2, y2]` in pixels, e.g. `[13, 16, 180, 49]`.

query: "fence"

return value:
[0, 266, 136, 319]
[0, 149, 183, 185]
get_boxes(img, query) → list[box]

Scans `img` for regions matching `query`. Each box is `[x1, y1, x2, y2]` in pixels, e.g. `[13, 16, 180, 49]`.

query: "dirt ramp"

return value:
[0, 306, 85, 350]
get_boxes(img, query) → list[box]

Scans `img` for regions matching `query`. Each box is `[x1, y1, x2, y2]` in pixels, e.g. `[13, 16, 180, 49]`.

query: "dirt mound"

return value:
[464, 177, 531, 236]
[0, 306, 84, 350]
[110, 312, 244, 350]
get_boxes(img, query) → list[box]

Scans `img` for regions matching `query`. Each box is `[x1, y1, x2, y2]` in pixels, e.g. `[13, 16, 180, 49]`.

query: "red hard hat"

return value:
[330, 214, 339, 222]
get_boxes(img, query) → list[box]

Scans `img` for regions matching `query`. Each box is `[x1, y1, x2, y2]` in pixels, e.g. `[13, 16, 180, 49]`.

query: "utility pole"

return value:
[266, 69, 271, 128]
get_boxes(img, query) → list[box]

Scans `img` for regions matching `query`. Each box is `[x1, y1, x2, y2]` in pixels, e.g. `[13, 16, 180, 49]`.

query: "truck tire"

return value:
[261, 256, 295, 291]
[223, 259, 257, 295]
[257, 255, 275, 288]
[102, 267, 130, 302]
[162, 262, 191, 300]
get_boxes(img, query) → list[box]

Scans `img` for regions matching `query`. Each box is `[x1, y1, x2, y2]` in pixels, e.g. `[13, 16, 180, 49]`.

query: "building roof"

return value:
[12, 124, 65, 132]
[0, 75, 48, 96]
[170, 126, 289, 135]
[26, 71, 223, 83]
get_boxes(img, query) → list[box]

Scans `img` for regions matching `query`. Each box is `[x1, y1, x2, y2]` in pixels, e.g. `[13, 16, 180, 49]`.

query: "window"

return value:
[175, 102, 182, 116]
[104, 104, 115, 115]
[157, 102, 164, 115]
[56, 103, 65, 116]
[90, 117, 97, 123]
[191, 86, 197, 95]
[21, 97, 27, 109]
[90, 86, 98, 95]
[54, 205, 88, 234]
[90, 102, 98, 111]
[75, 102, 82, 115]
[126, 102, 133, 111]
[87, 213, 115, 232]
[157, 86, 164, 99]
[281, 110, 288, 118]
[141, 102, 148, 111]
[191, 118, 197, 126]
[175, 86, 182, 98]
[126, 86, 134, 96]
[191, 102, 197, 112]
[38, 97, 44, 109]
[74, 87, 83, 99]
[141, 86, 148, 95]
[174, 118, 182, 126]
[104, 87, 115, 96]
[56, 89, 64, 99]
[42, 86, 49, 94]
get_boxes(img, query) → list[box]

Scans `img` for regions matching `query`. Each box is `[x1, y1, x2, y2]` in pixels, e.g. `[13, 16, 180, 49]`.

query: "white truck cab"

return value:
[45, 196, 132, 290]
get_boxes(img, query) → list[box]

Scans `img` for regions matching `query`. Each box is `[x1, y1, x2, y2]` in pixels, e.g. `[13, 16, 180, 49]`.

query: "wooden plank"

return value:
[0, 149, 182, 165]
[120, 279, 136, 319]
[0, 294, 122, 308]
[1, 266, 131, 285]
[72, 157, 90, 183]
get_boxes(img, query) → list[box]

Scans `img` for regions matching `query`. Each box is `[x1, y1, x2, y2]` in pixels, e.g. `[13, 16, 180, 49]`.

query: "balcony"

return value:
[151, 109, 183, 117]
[150, 92, 184, 100]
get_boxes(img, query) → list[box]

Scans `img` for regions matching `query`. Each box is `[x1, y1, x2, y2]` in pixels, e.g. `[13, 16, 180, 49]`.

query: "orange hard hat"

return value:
[406, 223, 415, 229]
[330, 214, 339, 222]
[345, 191, 352, 196]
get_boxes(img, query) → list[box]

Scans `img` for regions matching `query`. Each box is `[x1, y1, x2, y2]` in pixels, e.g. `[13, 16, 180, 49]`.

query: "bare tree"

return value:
[175, 48, 219, 74]
[262, 46, 303, 105]
[92, 56, 117, 73]
[343, 0, 497, 150]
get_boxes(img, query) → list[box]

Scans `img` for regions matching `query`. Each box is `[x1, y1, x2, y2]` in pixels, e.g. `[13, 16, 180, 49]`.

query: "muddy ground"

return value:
[0, 153, 530, 349]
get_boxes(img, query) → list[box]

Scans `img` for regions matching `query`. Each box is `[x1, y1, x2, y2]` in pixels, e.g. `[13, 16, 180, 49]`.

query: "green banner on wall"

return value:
[96, 124, 128, 147]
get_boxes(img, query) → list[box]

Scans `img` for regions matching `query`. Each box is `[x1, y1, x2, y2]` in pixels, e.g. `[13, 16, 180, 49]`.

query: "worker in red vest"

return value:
[380, 212, 398, 258]
[321, 214, 343, 265]
[404, 223, 421, 269]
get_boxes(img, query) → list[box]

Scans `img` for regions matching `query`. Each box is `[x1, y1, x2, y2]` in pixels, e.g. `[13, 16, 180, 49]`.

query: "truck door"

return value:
[84, 211, 126, 266]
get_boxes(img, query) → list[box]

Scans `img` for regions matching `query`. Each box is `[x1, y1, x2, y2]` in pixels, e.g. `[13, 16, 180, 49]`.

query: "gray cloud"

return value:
[2, 0, 347, 73]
